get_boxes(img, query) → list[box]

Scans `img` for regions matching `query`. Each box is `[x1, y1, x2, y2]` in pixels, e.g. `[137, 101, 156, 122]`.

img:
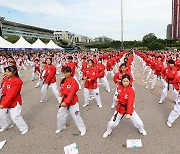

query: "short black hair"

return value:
[62, 66, 72, 73]
[168, 59, 175, 64]
[67, 56, 73, 60]
[122, 74, 130, 81]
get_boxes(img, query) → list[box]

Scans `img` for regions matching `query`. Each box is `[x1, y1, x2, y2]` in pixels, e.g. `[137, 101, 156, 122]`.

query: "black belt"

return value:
[167, 78, 174, 91]
[113, 102, 127, 122]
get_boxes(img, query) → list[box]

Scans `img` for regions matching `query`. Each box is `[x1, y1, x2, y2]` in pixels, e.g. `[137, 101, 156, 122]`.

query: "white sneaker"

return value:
[140, 129, 147, 136]
[151, 87, 154, 90]
[111, 104, 115, 109]
[55, 126, 66, 134]
[103, 131, 110, 138]
[81, 131, 86, 136]
[107, 89, 110, 93]
[79, 86, 82, 90]
[21, 127, 29, 135]
[40, 98, 48, 103]
[0, 127, 7, 133]
[35, 85, 39, 88]
[159, 100, 163, 104]
[167, 121, 172, 128]
[83, 104, 88, 108]
[8, 124, 14, 129]
[98, 104, 102, 108]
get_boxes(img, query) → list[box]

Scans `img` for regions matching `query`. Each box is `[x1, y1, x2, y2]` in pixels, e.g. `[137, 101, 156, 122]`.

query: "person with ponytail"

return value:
[0, 66, 28, 135]
[103, 74, 147, 138]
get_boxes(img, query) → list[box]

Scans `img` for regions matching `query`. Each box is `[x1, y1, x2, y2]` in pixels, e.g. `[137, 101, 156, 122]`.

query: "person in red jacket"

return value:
[103, 74, 147, 138]
[66, 56, 82, 90]
[151, 56, 165, 90]
[40, 58, 61, 103]
[56, 67, 86, 136]
[31, 59, 40, 81]
[159, 59, 178, 104]
[111, 63, 134, 109]
[167, 75, 180, 128]
[0, 66, 28, 135]
[106, 55, 114, 78]
[96, 58, 110, 93]
[82, 59, 102, 108]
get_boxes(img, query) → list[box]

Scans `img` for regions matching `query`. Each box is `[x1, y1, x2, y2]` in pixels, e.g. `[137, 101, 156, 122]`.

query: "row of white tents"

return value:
[0, 36, 64, 50]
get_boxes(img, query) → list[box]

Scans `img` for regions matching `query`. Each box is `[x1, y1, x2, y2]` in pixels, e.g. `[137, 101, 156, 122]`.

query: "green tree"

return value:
[5, 35, 19, 43]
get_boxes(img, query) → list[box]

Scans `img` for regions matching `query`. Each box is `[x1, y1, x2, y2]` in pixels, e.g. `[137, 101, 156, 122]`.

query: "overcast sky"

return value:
[0, 0, 172, 41]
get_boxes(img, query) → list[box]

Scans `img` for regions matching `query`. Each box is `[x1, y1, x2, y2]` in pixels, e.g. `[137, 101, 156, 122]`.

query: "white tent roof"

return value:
[0, 36, 16, 48]
[46, 40, 64, 50]
[32, 38, 47, 49]
[14, 36, 32, 48]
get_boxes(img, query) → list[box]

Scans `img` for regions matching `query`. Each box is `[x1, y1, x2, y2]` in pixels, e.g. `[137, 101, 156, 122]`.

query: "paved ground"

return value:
[0, 57, 179, 154]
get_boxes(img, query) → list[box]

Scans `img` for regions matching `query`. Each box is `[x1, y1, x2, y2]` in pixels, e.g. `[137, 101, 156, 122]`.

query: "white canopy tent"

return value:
[32, 38, 47, 49]
[0, 36, 16, 48]
[46, 40, 64, 50]
[14, 36, 32, 48]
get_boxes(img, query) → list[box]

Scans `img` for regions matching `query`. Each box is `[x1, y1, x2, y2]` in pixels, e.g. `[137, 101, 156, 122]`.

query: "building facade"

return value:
[95, 36, 113, 42]
[172, 0, 180, 39]
[54, 31, 94, 43]
[166, 24, 172, 39]
[1, 20, 55, 40]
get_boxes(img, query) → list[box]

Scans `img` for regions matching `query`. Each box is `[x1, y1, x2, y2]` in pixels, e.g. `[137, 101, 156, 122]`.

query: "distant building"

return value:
[54, 31, 94, 43]
[1, 20, 55, 40]
[95, 36, 113, 42]
[166, 24, 172, 39]
[172, 0, 180, 39]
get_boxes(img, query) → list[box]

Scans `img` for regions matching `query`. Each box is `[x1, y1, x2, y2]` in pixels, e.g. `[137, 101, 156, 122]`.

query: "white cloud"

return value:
[0, 0, 172, 40]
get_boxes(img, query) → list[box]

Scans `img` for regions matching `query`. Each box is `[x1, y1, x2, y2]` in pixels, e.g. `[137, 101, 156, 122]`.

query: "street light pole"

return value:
[121, 0, 124, 50]
[0, 16, 5, 37]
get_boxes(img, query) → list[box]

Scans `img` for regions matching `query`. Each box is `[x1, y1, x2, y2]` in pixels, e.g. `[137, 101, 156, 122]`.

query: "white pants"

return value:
[106, 110, 145, 134]
[0, 103, 28, 132]
[41, 82, 62, 102]
[167, 90, 180, 124]
[146, 68, 153, 80]
[143, 66, 149, 74]
[35, 78, 43, 87]
[0, 65, 4, 73]
[98, 76, 110, 91]
[57, 103, 86, 133]
[160, 82, 176, 102]
[83, 88, 102, 106]
[151, 75, 164, 89]
[107, 70, 114, 79]
[112, 89, 118, 107]
[73, 75, 82, 89]
[31, 72, 39, 81]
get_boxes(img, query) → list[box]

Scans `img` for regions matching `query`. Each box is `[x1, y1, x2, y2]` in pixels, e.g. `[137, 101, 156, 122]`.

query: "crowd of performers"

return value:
[0, 49, 179, 138]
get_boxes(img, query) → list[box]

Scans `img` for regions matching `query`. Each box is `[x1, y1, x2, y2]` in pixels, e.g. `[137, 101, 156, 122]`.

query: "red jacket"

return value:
[83, 67, 98, 89]
[162, 66, 178, 84]
[153, 61, 164, 76]
[66, 62, 76, 76]
[116, 84, 135, 115]
[34, 64, 40, 73]
[44, 65, 56, 84]
[106, 59, 113, 71]
[96, 63, 105, 78]
[0, 76, 23, 108]
[175, 59, 180, 71]
[59, 76, 79, 106]
[173, 76, 180, 91]
[113, 71, 133, 86]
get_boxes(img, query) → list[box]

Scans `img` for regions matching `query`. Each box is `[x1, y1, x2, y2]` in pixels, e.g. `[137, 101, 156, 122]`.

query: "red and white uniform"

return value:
[83, 66, 102, 107]
[104, 84, 146, 136]
[0, 76, 28, 132]
[56, 76, 86, 134]
[41, 65, 61, 102]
